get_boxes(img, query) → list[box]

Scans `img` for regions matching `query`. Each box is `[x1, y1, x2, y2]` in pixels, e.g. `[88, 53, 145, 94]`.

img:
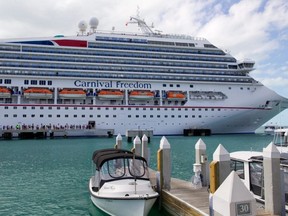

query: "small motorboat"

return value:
[129, 90, 154, 100]
[58, 88, 86, 99]
[23, 88, 53, 99]
[89, 148, 159, 216]
[97, 89, 124, 100]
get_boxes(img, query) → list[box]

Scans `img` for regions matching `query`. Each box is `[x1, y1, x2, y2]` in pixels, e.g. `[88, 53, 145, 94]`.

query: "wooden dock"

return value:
[161, 178, 209, 216]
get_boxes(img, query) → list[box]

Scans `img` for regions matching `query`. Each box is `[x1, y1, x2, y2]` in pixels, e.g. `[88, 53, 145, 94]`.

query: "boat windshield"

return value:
[99, 157, 149, 181]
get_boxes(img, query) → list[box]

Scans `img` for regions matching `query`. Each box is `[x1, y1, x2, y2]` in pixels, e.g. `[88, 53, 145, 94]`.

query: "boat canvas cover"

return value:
[92, 148, 147, 170]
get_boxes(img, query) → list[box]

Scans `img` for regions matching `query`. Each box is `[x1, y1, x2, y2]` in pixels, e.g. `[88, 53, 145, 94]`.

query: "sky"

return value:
[0, 0, 287, 126]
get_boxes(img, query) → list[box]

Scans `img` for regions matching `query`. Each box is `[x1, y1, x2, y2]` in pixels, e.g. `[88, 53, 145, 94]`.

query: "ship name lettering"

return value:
[74, 80, 112, 88]
[116, 81, 151, 89]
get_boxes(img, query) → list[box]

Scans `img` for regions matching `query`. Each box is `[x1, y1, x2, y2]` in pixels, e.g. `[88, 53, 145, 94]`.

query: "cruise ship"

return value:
[0, 16, 287, 135]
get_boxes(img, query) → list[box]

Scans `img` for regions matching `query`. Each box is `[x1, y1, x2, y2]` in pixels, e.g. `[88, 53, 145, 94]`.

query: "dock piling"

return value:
[141, 134, 149, 165]
[157, 136, 171, 191]
[263, 142, 285, 215]
[115, 133, 122, 149]
[133, 136, 141, 155]
[194, 138, 209, 186]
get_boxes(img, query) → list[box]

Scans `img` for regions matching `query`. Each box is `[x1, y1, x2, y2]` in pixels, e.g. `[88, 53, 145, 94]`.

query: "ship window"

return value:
[128, 115, 131, 118]
[90, 115, 93, 118]
[4, 106, 8, 109]
[198, 108, 201, 111]
[205, 108, 208, 111]
[31, 107, 35, 110]
[65, 115, 69, 118]
[105, 108, 109, 110]
[65, 107, 69, 110]
[97, 115, 101, 118]
[150, 115, 153, 118]
[4, 114, 8, 117]
[31, 114, 35, 117]
[143, 108, 146, 110]
[170, 84, 173, 87]
[74, 114, 77, 117]
[0, 79, 2, 84]
[163, 84, 166, 87]
[171, 115, 175, 118]
[48, 114, 52, 118]
[39, 80, 46, 85]
[192, 115, 195, 118]
[49, 107, 52, 110]
[82, 115, 85, 118]
[231, 160, 244, 179]
[143, 115, 146, 118]
[164, 115, 168, 118]
[82, 107, 85, 110]
[74, 107, 77, 110]
[13, 114, 17, 117]
[136, 115, 139, 118]
[97, 108, 101, 110]
[57, 107, 61, 110]
[13, 106, 17, 109]
[23, 107, 27, 109]
[48, 81, 52, 85]
[171, 108, 174, 111]
[178, 115, 181, 118]
[4, 79, 11, 84]
[24, 80, 29, 85]
[31, 80, 37, 85]
[23, 114, 27, 118]
[157, 108, 160, 111]
[128, 108, 131, 110]
[164, 108, 167, 111]
[150, 108, 153, 110]
[40, 107, 44, 110]
[121, 108, 124, 110]
[176, 84, 180, 87]
[190, 85, 194, 88]
[57, 115, 60, 118]
[113, 108, 117, 110]
[185, 115, 188, 118]
[136, 108, 139, 110]
[105, 115, 109, 118]
[157, 115, 160, 118]
[113, 115, 116, 118]
[40, 114, 43, 118]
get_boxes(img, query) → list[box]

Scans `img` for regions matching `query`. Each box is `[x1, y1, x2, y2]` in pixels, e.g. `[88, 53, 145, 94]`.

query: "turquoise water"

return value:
[0, 134, 273, 216]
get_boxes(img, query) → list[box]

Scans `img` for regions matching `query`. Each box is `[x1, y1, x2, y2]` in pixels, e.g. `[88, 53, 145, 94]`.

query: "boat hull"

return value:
[89, 178, 158, 216]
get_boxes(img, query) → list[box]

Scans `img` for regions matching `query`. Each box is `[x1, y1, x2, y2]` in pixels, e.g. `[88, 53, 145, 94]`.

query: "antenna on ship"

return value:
[126, 6, 155, 35]
[89, 17, 99, 33]
[78, 20, 88, 35]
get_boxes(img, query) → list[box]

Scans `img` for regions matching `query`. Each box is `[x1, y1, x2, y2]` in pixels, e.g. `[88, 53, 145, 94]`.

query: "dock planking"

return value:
[161, 178, 209, 216]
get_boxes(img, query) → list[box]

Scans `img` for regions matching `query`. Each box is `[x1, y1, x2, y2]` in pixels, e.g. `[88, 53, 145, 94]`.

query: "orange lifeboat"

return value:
[59, 88, 86, 99]
[129, 90, 154, 100]
[0, 87, 11, 98]
[166, 91, 186, 101]
[98, 90, 124, 100]
[24, 88, 53, 99]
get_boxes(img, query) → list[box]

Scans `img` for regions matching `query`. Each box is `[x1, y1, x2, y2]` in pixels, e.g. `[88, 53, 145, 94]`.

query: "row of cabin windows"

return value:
[5, 106, 222, 112]
[3, 114, 203, 118]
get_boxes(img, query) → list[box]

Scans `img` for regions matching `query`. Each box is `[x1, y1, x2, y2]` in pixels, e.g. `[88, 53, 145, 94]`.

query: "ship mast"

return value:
[126, 7, 155, 35]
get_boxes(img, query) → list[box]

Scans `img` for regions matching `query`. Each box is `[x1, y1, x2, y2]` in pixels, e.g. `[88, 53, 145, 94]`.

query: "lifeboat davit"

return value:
[166, 91, 186, 101]
[24, 88, 53, 99]
[59, 88, 86, 99]
[97, 90, 124, 100]
[129, 90, 154, 100]
[0, 87, 12, 98]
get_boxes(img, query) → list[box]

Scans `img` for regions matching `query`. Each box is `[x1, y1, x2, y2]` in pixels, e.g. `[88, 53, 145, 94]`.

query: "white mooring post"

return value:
[142, 134, 149, 164]
[213, 171, 256, 216]
[157, 136, 171, 191]
[115, 133, 122, 149]
[213, 144, 230, 185]
[194, 138, 209, 186]
[263, 142, 285, 215]
[133, 136, 141, 155]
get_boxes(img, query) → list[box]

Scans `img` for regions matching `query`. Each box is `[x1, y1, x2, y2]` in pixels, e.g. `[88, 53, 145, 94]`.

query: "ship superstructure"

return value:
[0, 16, 287, 135]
